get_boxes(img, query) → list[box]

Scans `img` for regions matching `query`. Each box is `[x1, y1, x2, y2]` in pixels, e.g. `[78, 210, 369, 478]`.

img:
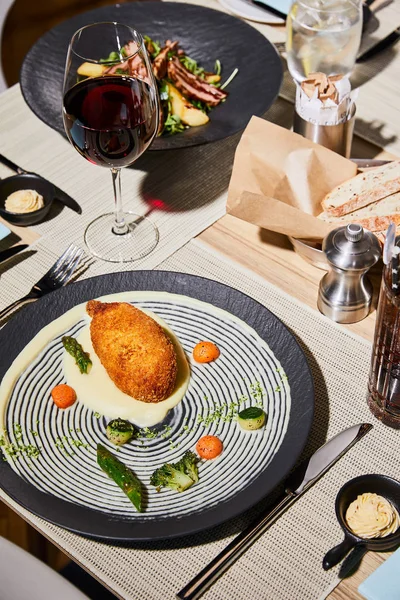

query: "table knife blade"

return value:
[176, 423, 372, 600]
[357, 26, 400, 63]
[351, 158, 393, 169]
[0, 154, 82, 214]
[0, 244, 29, 264]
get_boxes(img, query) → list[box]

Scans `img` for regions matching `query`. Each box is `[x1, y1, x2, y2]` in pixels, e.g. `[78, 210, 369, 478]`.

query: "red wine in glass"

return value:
[64, 76, 157, 168]
[62, 22, 159, 263]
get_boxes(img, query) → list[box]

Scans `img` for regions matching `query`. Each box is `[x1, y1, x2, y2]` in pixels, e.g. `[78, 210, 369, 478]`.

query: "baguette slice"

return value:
[322, 161, 400, 217]
[318, 191, 400, 232]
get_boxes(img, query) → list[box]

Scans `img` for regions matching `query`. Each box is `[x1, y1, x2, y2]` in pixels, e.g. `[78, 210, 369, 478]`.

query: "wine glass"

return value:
[63, 22, 159, 263]
[286, 0, 362, 82]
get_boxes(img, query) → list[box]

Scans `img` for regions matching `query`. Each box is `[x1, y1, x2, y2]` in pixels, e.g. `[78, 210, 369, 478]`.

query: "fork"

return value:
[0, 244, 84, 322]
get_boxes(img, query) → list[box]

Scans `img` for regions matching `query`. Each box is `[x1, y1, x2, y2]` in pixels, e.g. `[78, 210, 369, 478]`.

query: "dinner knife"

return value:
[251, 1, 287, 20]
[0, 154, 82, 214]
[0, 244, 29, 264]
[356, 26, 400, 63]
[351, 158, 393, 169]
[177, 422, 372, 600]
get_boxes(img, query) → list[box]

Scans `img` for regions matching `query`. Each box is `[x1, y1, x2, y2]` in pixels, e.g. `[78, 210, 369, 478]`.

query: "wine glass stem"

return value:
[111, 167, 128, 235]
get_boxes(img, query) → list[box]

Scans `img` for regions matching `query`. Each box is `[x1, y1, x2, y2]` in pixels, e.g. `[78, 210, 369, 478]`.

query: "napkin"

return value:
[296, 73, 356, 126]
[0, 223, 11, 241]
[226, 116, 357, 241]
[254, 0, 291, 15]
[358, 547, 400, 600]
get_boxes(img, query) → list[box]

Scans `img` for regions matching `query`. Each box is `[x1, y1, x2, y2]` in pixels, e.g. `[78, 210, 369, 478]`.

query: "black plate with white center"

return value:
[20, 1, 283, 150]
[0, 271, 313, 540]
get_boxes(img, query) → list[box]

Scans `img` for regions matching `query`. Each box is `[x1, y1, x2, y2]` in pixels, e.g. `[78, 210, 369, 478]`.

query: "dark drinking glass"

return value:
[63, 22, 159, 262]
[368, 263, 400, 428]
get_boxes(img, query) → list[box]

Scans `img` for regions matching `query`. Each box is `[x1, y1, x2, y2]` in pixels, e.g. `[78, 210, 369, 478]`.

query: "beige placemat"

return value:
[0, 83, 229, 287]
[0, 237, 398, 600]
[0, 84, 296, 309]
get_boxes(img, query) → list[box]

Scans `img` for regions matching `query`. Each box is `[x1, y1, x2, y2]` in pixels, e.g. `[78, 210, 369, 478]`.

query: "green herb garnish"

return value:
[99, 49, 128, 64]
[159, 80, 169, 102]
[0, 427, 41, 461]
[179, 55, 205, 77]
[164, 114, 185, 135]
[99, 50, 121, 64]
[191, 99, 210, 113]
[55, 436, 89, 455]
[250, 381, 265, 402]
[220, 67, 239, 90]
[144, 35, 161, 59]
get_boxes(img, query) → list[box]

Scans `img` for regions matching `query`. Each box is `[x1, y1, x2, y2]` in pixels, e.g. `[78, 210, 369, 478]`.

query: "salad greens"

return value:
[80, 36, 238, 137]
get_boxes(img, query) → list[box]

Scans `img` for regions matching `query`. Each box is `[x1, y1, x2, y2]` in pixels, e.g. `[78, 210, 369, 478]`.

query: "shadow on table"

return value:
[129, 133, 241, 214]
[351, 43, 398, 90]
[354, 117, 397, 152]
[0, 249, 37, 277]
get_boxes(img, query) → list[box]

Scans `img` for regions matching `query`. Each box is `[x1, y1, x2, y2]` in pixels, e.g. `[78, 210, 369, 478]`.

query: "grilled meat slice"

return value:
[167, 57, 227, 106]
[104, 41, 149, 81]
[152, 40, 179, 80]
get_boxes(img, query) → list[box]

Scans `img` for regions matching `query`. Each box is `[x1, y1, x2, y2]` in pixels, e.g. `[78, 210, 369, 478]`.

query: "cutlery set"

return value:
[0, 244, 84, 321]
[0, 153, 83, 278]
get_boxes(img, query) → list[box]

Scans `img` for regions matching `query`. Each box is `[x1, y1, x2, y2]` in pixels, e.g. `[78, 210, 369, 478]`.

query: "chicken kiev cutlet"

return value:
[86, 300, 178, 403]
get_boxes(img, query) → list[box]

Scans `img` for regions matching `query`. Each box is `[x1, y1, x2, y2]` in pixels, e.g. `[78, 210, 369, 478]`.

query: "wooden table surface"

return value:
[198, 144, 397, 600]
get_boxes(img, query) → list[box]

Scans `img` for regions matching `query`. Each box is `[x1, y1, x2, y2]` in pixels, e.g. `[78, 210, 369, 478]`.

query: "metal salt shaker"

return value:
[317, 223, 381, 324]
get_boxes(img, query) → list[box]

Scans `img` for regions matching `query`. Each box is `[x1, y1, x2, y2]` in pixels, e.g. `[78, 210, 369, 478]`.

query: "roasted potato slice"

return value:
[168, 83, 209, 127]
[168, 83, 185, 119]
[77, 63, 108, 77]
[204, 74, 221, 84]
[181, 105, 209, 126]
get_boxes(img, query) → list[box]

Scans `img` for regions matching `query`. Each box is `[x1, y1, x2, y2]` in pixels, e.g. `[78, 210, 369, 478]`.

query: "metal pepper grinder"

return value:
[318, 223, 381, 324]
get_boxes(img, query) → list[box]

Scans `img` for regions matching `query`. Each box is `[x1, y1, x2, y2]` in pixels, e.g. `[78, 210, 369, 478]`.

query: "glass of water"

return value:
[286, 0, 362, 82]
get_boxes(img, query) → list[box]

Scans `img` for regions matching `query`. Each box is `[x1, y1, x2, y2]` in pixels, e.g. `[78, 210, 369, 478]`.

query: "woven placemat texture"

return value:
[1, 238, 398, 600]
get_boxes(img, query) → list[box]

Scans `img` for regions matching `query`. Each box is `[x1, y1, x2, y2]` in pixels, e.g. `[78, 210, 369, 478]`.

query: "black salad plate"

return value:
[0, 271, 314, 541]
[20, 1, 283, 150]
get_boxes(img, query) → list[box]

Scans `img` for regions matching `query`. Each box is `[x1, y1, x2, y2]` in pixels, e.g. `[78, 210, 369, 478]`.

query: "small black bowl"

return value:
[323, 474, 400, 570]
[0, 172, 54, 226]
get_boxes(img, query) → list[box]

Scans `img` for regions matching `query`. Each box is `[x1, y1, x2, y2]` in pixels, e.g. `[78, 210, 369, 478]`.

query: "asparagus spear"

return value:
[97, 443, 143, 512]
[62, 336, 92, 374]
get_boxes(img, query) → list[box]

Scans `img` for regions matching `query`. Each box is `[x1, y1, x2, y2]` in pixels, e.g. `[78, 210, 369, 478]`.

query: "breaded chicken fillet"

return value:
[87, 300, 177, 403]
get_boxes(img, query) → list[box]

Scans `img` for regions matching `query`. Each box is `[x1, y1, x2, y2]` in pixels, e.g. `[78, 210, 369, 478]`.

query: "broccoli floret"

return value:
[150, 463, 194, 493]
[150, 451, 200, 493]
[175, 450, 199, 483]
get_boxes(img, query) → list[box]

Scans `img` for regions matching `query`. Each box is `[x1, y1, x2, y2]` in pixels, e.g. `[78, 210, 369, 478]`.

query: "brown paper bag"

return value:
[227, 116, 358, 240]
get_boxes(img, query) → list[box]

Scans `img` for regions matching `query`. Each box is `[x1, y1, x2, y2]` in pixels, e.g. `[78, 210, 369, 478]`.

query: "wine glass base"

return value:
[84, 212, 159, 263]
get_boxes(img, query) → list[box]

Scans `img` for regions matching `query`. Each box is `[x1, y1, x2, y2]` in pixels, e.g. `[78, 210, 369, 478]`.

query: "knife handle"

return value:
[176, 494, 296, 600]
[0, 154, 23, 174]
